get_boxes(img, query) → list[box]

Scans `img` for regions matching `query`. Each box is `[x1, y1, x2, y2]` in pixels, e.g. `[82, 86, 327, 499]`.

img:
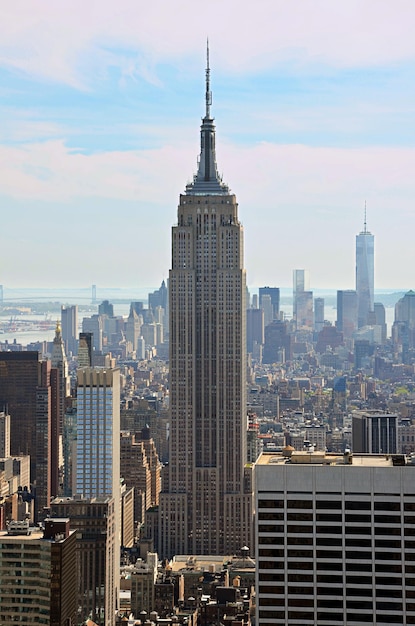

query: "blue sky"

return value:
[1, 0, 415, 291]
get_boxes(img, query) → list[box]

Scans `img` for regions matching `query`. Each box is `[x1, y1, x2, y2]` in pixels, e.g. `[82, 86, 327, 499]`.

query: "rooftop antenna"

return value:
[205, 38, 212, 119]
[364, 200, 367, 233]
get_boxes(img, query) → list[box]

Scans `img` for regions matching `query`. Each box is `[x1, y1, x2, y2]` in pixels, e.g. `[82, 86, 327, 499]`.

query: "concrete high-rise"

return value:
[159, 48, 252, 558]
[61, 305, 78, 356]
[256, 451, 415, 626]
[356, 211, 374, 328]
[0, 518, 77, 625]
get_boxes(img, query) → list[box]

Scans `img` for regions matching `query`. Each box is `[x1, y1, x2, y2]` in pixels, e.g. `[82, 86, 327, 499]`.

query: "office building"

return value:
[159, 49, 252, 557]
[337, 289, 358, 339]
[259, 286, 280, 321]
[352, 409, 398, 454]
[78, 331, 93, 367]
[246, 308, 264, 355]
[61, 304, 78, 356]
[125, 305, 142, 354]
[356, 212, 375, 328]
[0, 518, 77, 625]
[314, 297, 324, 333]
[51, 321, 70, 497]
[0, 352, 51, 520]
[74, 367, 121, 625]
[76, 367, 120, 499]
[256, 450, 415, 626]
[82, 314, 103, 353]
[51, 496, 117, 626]
[296, 290, 314, 329]
[293, 269, 310, 324]
[374, 301, 387, 343]
[0, 411, 10, 458]
[98, 299, 114, 317]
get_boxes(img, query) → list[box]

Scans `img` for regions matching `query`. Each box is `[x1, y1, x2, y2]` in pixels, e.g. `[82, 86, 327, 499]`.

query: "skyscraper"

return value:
[337, 289, 358, 339]
[159, 48, 252, 558]
[356, 210, 374, 328]
[0, 352, 51, 520]
[61, 305, 78, 356]
[293, 269, 311, 328]
[75, 367, 121, 625]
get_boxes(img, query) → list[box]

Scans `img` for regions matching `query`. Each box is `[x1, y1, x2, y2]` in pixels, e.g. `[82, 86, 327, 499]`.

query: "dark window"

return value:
[258, 511, 282, 520]
[316, 500, 342, 509]
[287, 536, 313, 545]
[317, 599, 343, 608]
[376, 563, 401, 573]
[346, 563, 372, 572]
[316, 537, 342, 546]
[287, 549, 313, 559]
[345, 501, 371, 510]
[316, 562, 343, 571]
[346, 550, 372, 560]
[258, 499, 284, 508]
[375, 514, 401, 523]
[259, 572, 284, 581]
[287, 598, 314, 607]
[259, 548, 284, 557]
[287, 524, 313, 533]
[346, 525, 372, 535]
[259, 589, 284, 598]
[346, 600, 373, 609]
[287, 512, 313, 521]
[374, 501, 400, 511]
[288, 573, 313, 582]
[258, 523, 284, 533]
[316, 550, 342, 559]
[316, 525, 342, 534]
[346, 587, 373, 597]
[288, 611, 314, 620]
[345, 514, 371, 523]
[316, 513, 342, 522]
[346, 538, 371, 547]
[346, 576, 372, 585]
[287, 499, 313, 509]
[375, 539, 401, 548]
[376, 601, 402, 611]
[317, 574, 343, 584]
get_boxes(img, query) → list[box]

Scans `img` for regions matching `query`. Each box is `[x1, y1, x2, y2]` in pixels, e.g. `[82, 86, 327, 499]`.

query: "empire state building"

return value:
[159, 49, 252, 558]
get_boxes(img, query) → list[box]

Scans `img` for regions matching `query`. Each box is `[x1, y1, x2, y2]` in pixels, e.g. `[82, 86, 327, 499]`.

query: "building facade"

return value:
[159, 50, 252, 557]
[256, 451, 415, 626]
[0, 518, 77, 625]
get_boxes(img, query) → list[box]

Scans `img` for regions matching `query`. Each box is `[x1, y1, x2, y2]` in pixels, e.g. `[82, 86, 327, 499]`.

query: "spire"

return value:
[206, 38, 212, 119]
[185, 43, 229, 196]
[359, 201, 371, 235]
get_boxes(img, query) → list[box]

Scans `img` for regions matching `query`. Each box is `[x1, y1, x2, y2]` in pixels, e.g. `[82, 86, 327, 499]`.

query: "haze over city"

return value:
[1, 1, 415, 290]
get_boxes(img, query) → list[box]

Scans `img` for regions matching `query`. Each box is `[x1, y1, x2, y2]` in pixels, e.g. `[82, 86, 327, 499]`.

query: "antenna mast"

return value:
[205, 38, 212, 118]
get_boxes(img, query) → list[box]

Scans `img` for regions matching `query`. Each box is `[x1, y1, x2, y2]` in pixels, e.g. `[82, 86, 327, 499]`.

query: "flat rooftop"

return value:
[257, 451, 410, 468]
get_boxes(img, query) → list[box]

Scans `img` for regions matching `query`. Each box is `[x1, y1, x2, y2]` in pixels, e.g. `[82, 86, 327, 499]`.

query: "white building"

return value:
[256, 450, 415, 626]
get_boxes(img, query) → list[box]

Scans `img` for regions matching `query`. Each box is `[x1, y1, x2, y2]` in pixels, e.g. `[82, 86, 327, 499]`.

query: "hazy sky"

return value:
[1, 1, 415, 291]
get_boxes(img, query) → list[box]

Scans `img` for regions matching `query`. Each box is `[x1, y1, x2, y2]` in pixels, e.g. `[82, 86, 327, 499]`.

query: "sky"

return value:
[1, 0, 415, 292]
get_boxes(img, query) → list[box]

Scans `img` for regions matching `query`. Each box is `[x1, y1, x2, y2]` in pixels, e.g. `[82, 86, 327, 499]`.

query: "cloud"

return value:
[1, 1, 415, 88]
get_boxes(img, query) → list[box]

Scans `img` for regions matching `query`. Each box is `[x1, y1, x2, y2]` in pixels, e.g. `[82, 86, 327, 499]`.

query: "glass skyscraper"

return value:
[356, 215, 374, 328]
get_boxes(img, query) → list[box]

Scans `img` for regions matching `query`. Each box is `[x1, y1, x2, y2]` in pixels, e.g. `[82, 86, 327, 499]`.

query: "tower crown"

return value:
[185, 42, 230, 195]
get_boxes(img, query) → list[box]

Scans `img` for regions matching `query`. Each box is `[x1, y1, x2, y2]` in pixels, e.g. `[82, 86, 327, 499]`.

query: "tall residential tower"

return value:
[159, 48, 252, 558]
[356, 208, 374, 328]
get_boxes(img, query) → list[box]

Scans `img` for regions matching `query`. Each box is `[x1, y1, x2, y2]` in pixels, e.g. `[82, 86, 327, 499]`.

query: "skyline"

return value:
[1, 2, 415, 289]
